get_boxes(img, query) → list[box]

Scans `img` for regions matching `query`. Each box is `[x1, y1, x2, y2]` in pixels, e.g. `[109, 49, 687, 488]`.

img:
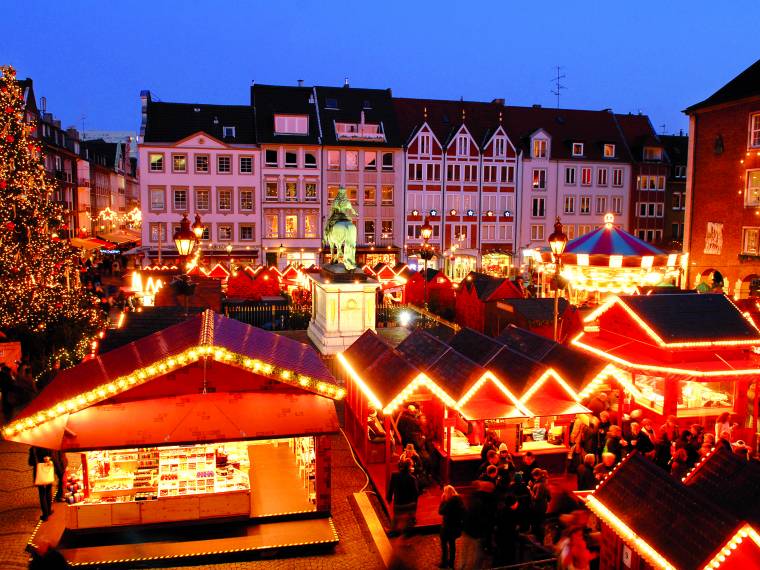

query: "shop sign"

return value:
[704, 222, 723, 255]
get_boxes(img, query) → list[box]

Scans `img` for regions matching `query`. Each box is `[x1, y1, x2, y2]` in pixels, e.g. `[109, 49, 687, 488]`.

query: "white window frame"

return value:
[572, 143, 584, 157]
[603, 144, 616, 158]
[419, 134, 431, 155]
[597, 168, 608, 186]
[530, 224, 545, 241]
[223, 126, 236, 139]
[580, 195, 591, 215]
[581, 167, 592, 186]
[595, 196, 607, 214]
[532, 168, 547, 190]
[217, 155, 231, 174]
[742, 227, 760, 255]
[494, 137, 505, 157]
[239, 189, 254, 211]
[750, 114, 760, 148]
[457, 135, 469, 156]
[274, 114, 308, 135]
[612, 196, 623, 215]
[531, 197, 545, 218]
[239, 156, 253, 174]
[565, 167, 576, 185]
[613, 168, 624, 187]
[564, 195, 575, 214]
[149, 153, 164, 172]
[746, 170, 760, 207]
[532, 139, 547, 158]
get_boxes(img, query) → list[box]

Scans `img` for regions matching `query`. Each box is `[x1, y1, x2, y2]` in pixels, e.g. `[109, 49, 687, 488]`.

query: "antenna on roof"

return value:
[550, 65, 566, 109]
[344, 77, 349, 88]
[80, 114, 86, 136]
[659, 123, 667, 134]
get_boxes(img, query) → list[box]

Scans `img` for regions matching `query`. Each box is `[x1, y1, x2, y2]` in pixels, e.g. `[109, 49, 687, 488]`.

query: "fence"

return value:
[223, 302, 312, 331]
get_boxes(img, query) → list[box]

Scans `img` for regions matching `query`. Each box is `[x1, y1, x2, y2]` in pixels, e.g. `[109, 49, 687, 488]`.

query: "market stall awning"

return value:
[98, 229, 140, 247]
[11, 392, 339, 451]
[565, 223, 665, 257]
[458, 399, 526, 421]
[70, 237, 105, 251]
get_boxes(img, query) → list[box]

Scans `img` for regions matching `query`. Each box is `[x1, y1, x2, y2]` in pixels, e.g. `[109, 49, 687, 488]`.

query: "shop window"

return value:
[285, 215, 298, 238]
[304, 213, 317, 238]
[265, 214, 279, 238]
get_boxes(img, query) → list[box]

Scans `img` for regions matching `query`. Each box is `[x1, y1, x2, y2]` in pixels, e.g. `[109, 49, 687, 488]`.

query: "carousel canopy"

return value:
[565, 222, 664, 257]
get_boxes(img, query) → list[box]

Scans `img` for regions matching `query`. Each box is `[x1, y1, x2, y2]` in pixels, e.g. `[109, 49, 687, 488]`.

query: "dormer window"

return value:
[456, 135, 469, 156]
[572, 143, 584, 157]
[533, 139, 547, 158]
[222, 126, 236, 139]
[643, 146, 663, 161]
[603, 144, 616, 158]
[325, 98, 338, 110]
[494, 137, 506, 157]
[274, 114, 308, 135]
[362, 100, 372, 110]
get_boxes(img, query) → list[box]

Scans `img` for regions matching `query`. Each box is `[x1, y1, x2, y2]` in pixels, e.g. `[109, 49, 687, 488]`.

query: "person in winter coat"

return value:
[576, 454, 598, 491]
[529, 468, 551, 541]
[386, 458, 419, 536]
[438, 485, 465, 568]
[28, 446, 54, 521]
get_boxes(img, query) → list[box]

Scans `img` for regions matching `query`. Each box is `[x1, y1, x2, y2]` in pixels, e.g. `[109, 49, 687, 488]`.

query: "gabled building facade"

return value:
[660, 133, 688, 250]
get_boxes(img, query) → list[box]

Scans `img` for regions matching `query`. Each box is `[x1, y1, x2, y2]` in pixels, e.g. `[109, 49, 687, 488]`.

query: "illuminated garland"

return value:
[0, 66, 104, 339]
[3, 344, 345, 439]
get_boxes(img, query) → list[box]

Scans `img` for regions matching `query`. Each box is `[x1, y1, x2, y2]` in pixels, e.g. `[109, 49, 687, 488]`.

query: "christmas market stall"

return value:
[454, 271, 522, 333]
[587, 451, 760, 570]
[6, 310, 342, 565]
[530, 214, 686, 304]
[404, 268, 456, 311]
[573, 293, 760, 434]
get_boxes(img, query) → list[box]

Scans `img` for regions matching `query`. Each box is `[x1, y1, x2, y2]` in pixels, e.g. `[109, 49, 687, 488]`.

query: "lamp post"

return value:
[225, 243, 233, 269]
[548, 217, 568, 342]
[420, 217, 434, 311]
[173, 213, 196, 271]
[191, 213, 204, 241]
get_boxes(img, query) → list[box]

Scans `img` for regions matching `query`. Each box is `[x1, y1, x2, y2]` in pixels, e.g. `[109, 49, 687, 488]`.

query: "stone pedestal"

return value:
[307, 271, 378, 355]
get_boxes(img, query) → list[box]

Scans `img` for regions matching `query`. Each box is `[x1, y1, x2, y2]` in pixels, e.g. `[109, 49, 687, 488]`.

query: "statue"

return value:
[324, 186, 358, 270]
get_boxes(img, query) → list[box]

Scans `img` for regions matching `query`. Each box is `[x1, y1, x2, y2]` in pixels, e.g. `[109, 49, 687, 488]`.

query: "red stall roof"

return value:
[12, 392, 338, 451]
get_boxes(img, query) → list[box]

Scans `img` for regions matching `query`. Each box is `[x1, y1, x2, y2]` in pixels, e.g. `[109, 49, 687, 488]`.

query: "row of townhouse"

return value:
[19, 78, 138, 239]
[138, 82, 678, 276]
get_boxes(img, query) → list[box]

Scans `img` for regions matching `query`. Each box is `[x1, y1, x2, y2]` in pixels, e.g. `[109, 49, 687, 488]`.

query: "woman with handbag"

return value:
[28, 446, 55, 521]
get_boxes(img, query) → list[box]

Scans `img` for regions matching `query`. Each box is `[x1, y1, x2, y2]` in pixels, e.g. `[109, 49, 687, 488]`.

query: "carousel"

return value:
[529, 214, 686, 304]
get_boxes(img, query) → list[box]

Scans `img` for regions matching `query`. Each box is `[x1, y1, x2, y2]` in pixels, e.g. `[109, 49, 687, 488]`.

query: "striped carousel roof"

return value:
[565, 223, 664, 257]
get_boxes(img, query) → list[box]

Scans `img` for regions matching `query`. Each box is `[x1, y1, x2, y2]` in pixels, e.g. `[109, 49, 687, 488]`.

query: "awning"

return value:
[458, 399, 526, 421]
[523, 396, 589, 417]
[10, 391, 339, 451]
[70, 237, 104, 251]
[97, 229, 140, 247]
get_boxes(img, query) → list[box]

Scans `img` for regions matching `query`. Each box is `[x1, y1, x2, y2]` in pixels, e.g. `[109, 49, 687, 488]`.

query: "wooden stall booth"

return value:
[6, 310, 342, 564]
[573, 294, 760, 438]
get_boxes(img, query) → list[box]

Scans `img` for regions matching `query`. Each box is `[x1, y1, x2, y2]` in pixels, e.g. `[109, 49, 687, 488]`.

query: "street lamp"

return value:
[192, 214, 204, 240]
[548, 217, 568, 341]
[420, 217, 434, 311]
[173, 213, 196, 269]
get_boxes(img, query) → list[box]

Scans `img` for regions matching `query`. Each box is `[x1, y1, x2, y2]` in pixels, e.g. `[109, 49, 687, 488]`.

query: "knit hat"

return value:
[498, 443, 509, 453]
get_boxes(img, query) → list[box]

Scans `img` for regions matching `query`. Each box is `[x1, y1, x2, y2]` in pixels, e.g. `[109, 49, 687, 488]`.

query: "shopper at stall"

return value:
[714, 412, 732, 441]
[529, 468, 551, 541]
[478, 449, 501, 477]
[399, 444, 423, 479]
[595, 411, 611, 461]
[576, 454, 597, 491]
[438, 485, 466, 569]
[603, 425, 627, 463]
[670, 448, 690, 480]
[396, 404, 422, 449]
[51, 450, 68, 502]
[496, 443, 515, 477]
[480, 431, 500, 463]
[386, 458, 419, 537]
[517, 450, 539, 474]
[593, 453, 616, 482]
[28, 446, 55, 521]
[493, 493, 521, 566]
[627, 421, 655, 457]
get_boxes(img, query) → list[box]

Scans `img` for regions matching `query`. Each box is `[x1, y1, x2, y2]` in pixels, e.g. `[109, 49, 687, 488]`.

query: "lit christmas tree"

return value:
[0, 65, 104, 371]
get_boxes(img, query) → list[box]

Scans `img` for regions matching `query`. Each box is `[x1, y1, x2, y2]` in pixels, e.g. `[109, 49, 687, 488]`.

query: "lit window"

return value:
[218, 225, 232, 241]
[285, 215, 298, 238]
[743, 227, 760, 255]
[195, 155, 209, 173]
[532, 139, 547, 158]
[173, 188, 187, 211]
[603, 144, 615, 158]
[364, 185, 376, 205]
[746, 171, 760, 207]
[285, 182, 298, 202]
[365, 220, 375, 244]
[643, 146, 663, 161]
[149, 187, 165, 210]
[751, 114, 760, 148]
[148, 153, 164, 172]
[532, 169, 546, 190]
[345, 186, 358, 202]
[572, 143, 584, 156]
[195, 189, 209, 211]
[304, 214, 317, 238]
[217, 189, 231, 211]
[239, 156, 253, 174]
[530, 224, 544, 241]
[581, 167, 592, 186]
[304, 182, 317, 202]
[265, 181, 278, 202]
[327, 185, 339, 201]
[580, 196, 591, 214]
[266, 214, 279, 238]
[381, 220, 393, 237]
[172, 154, 186, 173]
[564, 195, 575, 214]
[149, 223, 166, 242]
[239, 189, 253, 211]
[613, 168, 623, 186]
[381, 185, 393, 205]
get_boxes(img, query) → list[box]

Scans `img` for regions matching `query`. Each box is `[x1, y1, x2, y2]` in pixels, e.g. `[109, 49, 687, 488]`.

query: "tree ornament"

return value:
[4, 221, 14, 231]
[5, 135, 14, 143]
[0, 180, 6, 189]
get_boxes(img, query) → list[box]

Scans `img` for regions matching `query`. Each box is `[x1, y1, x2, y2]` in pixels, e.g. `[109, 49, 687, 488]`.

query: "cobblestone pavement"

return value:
[0, 430, 443, 570]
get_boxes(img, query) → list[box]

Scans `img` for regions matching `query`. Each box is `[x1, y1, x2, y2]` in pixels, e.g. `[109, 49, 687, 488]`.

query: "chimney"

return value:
[491, 98, 505, 106]
[297, 79, 304, 87]
[344, 77, 349, 88]
[679, 129, 684, 136]
[40, 96, 47, 113]
[532, 104, 542, 109]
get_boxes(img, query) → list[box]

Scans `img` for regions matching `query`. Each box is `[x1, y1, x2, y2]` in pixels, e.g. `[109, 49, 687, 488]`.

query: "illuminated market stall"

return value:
[573, 294, 760, 434]
[6, 310, 342, 564]
[529, 214, 686, 304]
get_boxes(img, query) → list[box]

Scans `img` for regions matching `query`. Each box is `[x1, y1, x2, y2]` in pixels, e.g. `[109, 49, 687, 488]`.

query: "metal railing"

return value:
[223, 302, 311, 331]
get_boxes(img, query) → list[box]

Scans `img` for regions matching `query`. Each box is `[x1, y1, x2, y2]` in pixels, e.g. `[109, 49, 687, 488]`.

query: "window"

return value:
[195, 188, 210, 211]
[672, 192, 683, 210]
[195, 154, 209, 173]
[671, 222, 683, 239]
[578, 224, 592, 236]
[149, 187, 165, 211]
[328, 150, 340, 170]
[217, 189, 232, 211]
[658, 176, 666, 190]
[381, 220, 393, 238]
[218, 225, 232, 241]
[327, 185, 339, 201]
[274, 114, 308, 135]
[531, 224, 544, 241]
[597, 168, 608, 186]
[199, 226, 210, 241]
[572, 143, 584, 156]
[265, 181, 278, 202]
[364, 185, 376, 204]
[239, 224, 254, 241]
[217, 155, 231, 173]
[364, 151, 377, 171]
[381, 152, 393, 171]
[365, 221, 375, 244]
[265, 215, 279, 238]
[149, 223, 166, 242]
[239, 189, 254, 211]
[457, 135, 469, 156]
[345, 186, 358, 202]
[345, 151, 359, 171]
[172, 154, 186, 173]
[223, 126, 236, 139]
[564, 195, 576, 214]
[239, 156, 253, 174]
[483, 165, 496, 182]
[532, 169, 547, 190]
[656, 203, 664, 217]
[285, 215, 298, 238]
[580, 196, 591, 214]
[429, 164, 441, 181]
[494, 137, 506, 157]
[463, 164, 478, 182]
[531, 197, 545, 218]
[305, 182, 317, 202]
[285, 151, 297, 168]
[381, 185, 393, 205]
[581, 167, 592, 186]
[265, 150, 278, 167]
[446, 164, 460, 181]
[419, 134, 431, 155]
[304, 214, 317, 238]
[304, 152, 317, 168]
[325, 98, 338, 110]
[751, 114, 760, 148]
[595, 196, 607, 214]
[603, 144, 616, 158]
[565, 167, 576, 185]
[533, 139, 547, 158]
[612, 196, 623, 215]
[674, 164, 686, 178]
[643, 146, 663, 161]
[613, 168, 623, 187]
[409, 163, 422, 181]
[173, 188, 187, 211]
[743, 227, 760, 254]
[565, 224, 576, 240]
[501, 165, 514, 183]
[149, 153, 164, 172]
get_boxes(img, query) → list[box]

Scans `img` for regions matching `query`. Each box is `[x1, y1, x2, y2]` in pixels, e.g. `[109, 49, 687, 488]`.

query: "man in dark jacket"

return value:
[386, 459, 419, 536]
[28, 446, 54, 521]
[52, 450, 68, 502]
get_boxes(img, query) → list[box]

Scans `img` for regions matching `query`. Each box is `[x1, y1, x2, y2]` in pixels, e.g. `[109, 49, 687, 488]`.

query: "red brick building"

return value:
[685, 59, 760, 297]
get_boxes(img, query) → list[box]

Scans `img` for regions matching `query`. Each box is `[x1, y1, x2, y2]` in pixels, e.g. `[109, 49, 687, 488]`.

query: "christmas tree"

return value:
[0, 65, 104, 371]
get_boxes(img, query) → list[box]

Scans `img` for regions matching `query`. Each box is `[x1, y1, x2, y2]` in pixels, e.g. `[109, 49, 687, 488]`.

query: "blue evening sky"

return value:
[2, 0, 758, 136]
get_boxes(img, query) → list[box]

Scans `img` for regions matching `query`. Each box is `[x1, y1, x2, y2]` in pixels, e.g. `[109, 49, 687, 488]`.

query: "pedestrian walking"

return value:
[28, 446, 55, 521]
[386, 458, 419, 537]
[438, 485, 465, 568]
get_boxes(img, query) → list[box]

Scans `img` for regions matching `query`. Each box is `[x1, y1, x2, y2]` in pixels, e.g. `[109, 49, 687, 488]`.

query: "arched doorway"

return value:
[738, 274, 760, 299]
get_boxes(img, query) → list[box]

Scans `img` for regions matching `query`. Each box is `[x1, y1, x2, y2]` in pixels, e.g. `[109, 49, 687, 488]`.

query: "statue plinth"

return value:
[320, 264, 370, 282]
[307, 269, 378, 355]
